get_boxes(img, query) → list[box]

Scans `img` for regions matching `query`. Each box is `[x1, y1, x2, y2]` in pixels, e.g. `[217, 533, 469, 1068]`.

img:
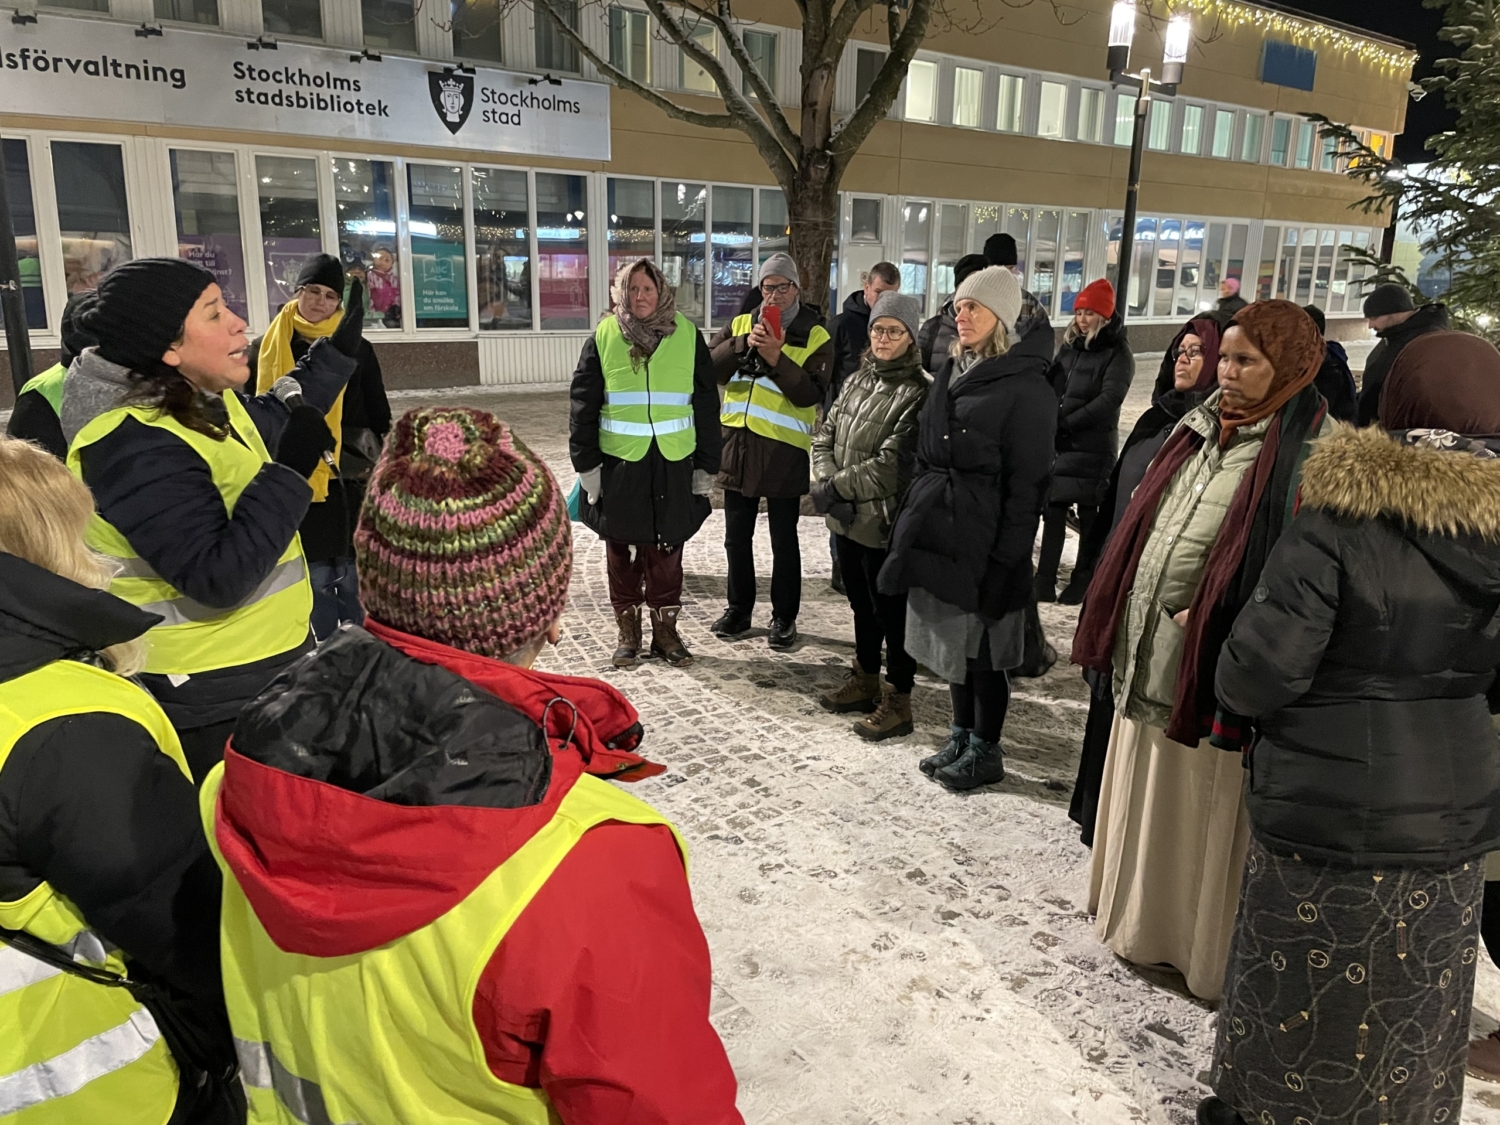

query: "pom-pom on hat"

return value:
[354, 407, 573, 659]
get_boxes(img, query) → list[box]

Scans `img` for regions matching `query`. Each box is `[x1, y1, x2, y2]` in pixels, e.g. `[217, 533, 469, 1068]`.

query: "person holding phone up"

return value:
[708, 254, 833, 651]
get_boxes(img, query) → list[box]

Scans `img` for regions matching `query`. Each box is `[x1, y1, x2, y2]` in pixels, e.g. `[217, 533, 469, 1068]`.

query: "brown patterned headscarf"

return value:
[1218, 300, 1324, 444]
[611, 258, 679, 367]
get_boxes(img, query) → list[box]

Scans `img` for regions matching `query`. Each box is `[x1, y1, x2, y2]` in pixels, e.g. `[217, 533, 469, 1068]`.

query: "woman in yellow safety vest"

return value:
[0, 437, 239, 1125]
[569, 258, 721, 668]
[59, 258, 361, 781]
[707, 253, 833, 652]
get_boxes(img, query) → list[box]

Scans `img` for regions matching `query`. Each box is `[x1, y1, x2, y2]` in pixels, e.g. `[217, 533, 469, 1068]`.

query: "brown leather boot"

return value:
[854, 683, 914, 741]
[820, 661, 880, 713]
[649, 606, 693, 667]
[612, 607, 642, 667]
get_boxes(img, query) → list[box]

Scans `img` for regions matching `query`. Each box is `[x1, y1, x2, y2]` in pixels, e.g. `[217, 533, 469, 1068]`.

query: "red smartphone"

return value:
[759, 303, 782, 339]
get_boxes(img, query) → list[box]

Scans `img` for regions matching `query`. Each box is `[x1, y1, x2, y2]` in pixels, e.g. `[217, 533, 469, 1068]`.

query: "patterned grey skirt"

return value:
[1211, 837, 1484, 1125]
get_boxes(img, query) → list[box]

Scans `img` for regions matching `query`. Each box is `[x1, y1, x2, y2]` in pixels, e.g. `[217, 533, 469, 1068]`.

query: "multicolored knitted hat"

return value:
[354, 407, 573, 659]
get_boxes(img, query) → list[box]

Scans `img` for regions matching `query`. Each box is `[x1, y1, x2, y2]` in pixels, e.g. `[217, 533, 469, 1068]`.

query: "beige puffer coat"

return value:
[1110, 391, 1330, 728]
[811, 355, 929, 549]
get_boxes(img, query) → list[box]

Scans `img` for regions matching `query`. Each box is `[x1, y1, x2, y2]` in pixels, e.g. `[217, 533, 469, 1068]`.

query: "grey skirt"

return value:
[904, 587, 1025, 684]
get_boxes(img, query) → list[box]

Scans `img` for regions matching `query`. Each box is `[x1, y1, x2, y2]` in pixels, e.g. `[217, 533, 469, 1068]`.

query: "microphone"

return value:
[269, 376, 338, 475]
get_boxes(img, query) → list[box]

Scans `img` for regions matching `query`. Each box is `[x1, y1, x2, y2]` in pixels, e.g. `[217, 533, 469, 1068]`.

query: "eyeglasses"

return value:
[760, 282, 796, 297]
[1171, 345, 1205, 363]
[869, 326, 909, 341]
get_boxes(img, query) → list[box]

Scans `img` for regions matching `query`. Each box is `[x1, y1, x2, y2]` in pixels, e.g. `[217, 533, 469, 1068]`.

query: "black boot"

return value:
[1196, 1097, 1249, 1125]
[919, 724, 971, 777]
[934, 732, 1005, 791]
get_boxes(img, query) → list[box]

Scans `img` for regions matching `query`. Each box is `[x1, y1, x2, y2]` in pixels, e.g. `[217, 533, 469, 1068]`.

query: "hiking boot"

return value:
[919, 724, 971, 777]
[709, 608, 751, 638]
[649, 606, 693, 667]
[1468, 1031, 1500, 1083]
[612, 607, 642, 667]
[830, 567, 846, 595]
[820, 661, 880, 713]
[767, 617, 797, 651]
[854, 684, 913, 741]
[1057, 572, 1092, 606]
[1034, 575, 1057, 603]
[934, 732, 1006, 791]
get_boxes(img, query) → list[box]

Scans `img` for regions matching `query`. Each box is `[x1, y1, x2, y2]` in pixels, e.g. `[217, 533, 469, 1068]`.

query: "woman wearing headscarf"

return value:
[1072, 300, 1332, 1000]
[252, 254, 388, 640]
[1201, 332, 1500, 1125]
[1067, 310, 1226, 846]
[570, 258, 721, 667]
[879, 266, 1057, 790]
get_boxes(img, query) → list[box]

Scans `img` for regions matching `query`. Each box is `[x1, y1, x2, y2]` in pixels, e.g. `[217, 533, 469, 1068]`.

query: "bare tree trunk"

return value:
[784, 155, 841, 315]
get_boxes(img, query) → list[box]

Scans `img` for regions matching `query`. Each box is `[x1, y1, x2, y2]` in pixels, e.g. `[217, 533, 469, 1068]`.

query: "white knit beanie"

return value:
[954, 266, 1022, 333]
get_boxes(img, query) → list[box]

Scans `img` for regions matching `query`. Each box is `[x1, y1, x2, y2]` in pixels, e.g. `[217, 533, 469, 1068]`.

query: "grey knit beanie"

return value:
[954, 266, 1022, 333]
[758, 253, 800, 287]
[869, 291, 922, 342]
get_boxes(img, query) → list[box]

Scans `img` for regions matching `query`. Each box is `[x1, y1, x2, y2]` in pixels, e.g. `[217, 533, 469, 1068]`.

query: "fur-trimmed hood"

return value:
[1299, 423, 1500, 595]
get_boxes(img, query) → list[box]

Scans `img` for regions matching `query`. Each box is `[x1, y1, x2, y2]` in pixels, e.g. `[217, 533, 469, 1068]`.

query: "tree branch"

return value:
[691, 0, 803, 157]
[530, 0, 736, 130]
[831, 0, 936, 164]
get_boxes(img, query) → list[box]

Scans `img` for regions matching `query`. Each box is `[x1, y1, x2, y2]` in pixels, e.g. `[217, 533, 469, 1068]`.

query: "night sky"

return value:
[1290, 0, 1455, 161]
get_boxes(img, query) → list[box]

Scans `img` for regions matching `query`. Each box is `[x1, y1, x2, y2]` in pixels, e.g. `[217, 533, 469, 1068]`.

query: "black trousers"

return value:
[723, 489, 802, 622]
[1036, 501, 1102, 587]
[947, 632, 1012, 743]
[836, 536, 915, 693]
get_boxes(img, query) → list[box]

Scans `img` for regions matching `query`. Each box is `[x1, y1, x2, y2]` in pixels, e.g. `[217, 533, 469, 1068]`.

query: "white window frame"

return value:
[903, 56, 939, 123]
[952, 64, 984, 129]
[1178, 102, 1205, 155]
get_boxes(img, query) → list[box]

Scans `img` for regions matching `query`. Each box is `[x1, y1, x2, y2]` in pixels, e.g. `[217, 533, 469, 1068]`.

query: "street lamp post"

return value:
[1107, 3, 1191, 324]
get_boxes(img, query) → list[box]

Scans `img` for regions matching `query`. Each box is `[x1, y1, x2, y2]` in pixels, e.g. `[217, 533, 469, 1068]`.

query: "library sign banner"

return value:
[0, 11, 611, 159]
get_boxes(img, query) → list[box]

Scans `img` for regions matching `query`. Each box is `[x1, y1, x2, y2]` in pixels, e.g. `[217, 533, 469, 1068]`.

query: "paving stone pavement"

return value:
[410, 387, 1500, 1122]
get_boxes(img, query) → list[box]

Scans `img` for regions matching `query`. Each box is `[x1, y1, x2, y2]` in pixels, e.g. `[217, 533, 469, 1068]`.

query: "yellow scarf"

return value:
[256, 301, 345, 502]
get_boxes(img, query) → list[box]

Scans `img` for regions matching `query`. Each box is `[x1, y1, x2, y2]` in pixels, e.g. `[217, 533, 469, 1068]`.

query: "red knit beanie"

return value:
[354, 408, 573, 659]
[1074, 279, 1116, 319]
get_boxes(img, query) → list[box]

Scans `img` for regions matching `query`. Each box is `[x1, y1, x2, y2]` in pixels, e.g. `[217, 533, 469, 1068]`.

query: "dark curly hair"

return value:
[121, 352, 230, 440]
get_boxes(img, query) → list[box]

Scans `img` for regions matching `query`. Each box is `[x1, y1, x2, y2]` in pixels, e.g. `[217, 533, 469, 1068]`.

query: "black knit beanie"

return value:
[1362, 282, 1415, 319]
[79, 258, 216, 372]
[59, 292, 100, 366]
[294, 253, 345, 296]
[983, 233, 1019, 268]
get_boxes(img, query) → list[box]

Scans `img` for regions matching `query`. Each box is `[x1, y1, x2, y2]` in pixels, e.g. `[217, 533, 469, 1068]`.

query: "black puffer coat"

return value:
[568, 329, 721, 547]
[879, 331, 1056, 619]
[1216, 426, 1500, 866]
[1046, 316, 1133, 506]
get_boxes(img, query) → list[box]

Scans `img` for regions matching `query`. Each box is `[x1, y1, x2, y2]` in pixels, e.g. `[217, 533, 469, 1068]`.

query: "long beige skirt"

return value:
[1087, 711, 1251, 1001]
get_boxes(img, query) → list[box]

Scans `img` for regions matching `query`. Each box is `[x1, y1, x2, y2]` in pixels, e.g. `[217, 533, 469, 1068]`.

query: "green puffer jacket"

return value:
[1111, 391, 1331, 728]
[811, 354, 930, 549]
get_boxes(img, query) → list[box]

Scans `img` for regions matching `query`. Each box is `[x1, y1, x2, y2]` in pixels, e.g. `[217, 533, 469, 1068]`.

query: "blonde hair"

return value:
[0, 438, 146, 676]
[950, 311, 1012, 361]
[1063, 315, 1103, 348]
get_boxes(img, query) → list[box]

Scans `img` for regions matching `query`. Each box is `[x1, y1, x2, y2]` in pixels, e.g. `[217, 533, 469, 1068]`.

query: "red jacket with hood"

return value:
[211, 620, 743, 1124]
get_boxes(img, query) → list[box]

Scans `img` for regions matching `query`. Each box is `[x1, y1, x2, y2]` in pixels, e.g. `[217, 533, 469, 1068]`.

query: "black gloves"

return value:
[275, 406, 336, 479]
[330, 278, 366, 358]
[811, 479, 856, 525]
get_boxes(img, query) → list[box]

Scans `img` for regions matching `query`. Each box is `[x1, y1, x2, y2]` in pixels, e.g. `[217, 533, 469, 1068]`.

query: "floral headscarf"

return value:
[610, 258, 679, 367]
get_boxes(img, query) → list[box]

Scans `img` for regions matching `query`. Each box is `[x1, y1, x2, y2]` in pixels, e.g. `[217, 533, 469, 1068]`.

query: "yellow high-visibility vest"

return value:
[17, 363, 66, 417]
[67, 390, 313, 676]
[719, 312, 830, 452]
[202, 763, 687, 1125]
[0, 659, 190, 1125]
[595, 314, 698, 462]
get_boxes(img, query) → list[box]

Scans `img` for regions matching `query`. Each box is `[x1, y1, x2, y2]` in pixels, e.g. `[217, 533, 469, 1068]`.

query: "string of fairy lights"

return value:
[1168, 0, 1419, 74]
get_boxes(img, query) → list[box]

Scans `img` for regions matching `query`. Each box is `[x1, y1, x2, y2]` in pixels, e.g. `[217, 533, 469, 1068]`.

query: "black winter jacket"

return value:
[918, 302, 957, 374]
[831, 290, 873, 398]
[0, 551, 230, 1101]
[879, 331, 1057, 619]
[1046, 317, 1133, 506]
[1355, 303, 1449, 427]
[1314, 340, 1358, 424]
[5, 386, 66, 460]
[1216, 426, 1500, 866]
[248, 333, 391, 563]
[569, 328, 721, 547]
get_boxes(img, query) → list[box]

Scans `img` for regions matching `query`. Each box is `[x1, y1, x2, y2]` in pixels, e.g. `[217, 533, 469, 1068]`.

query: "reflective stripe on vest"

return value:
[202, 763, 687, 1125]
[719, 312, 829, 452]
[0, 660, 188, 1125]
[594, 314, 699, 462]
[67, 390, 313, 677]
[18, 363, 67, 418]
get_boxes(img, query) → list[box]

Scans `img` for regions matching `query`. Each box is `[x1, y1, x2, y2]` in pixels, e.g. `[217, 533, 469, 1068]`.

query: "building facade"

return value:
[0, 0, 1414, 394]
